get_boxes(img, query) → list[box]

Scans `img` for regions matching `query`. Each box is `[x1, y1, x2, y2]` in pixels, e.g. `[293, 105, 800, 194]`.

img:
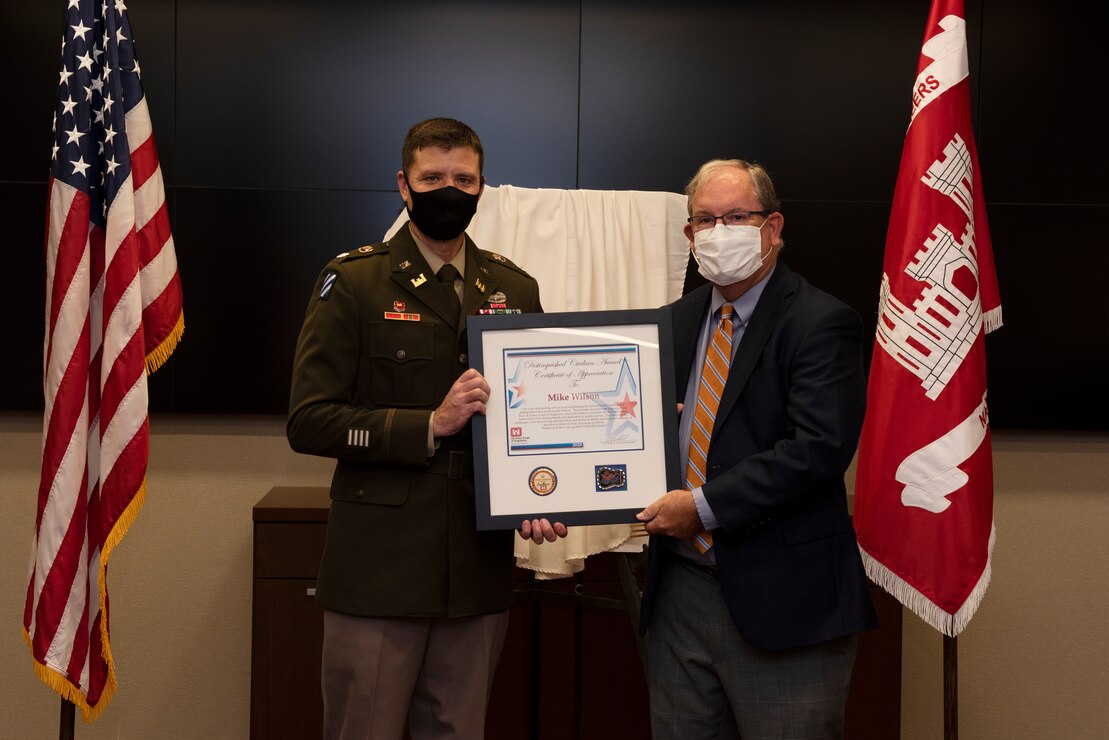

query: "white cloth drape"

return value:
[387, 184, 691, 577]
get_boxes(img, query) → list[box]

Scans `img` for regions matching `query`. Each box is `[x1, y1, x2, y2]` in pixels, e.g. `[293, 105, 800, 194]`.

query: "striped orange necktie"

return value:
[686, 302, 735, 554]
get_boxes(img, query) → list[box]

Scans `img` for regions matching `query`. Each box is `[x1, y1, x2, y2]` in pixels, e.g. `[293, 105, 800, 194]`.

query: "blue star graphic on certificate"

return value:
[592, 358, 641, 437]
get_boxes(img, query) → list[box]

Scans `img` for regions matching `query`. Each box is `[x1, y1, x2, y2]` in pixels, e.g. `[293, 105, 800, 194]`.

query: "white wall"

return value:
[2, 414, 1107, 739]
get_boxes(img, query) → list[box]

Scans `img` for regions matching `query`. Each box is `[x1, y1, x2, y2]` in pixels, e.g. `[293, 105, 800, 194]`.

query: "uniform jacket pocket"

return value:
[367, 321, 435, 407]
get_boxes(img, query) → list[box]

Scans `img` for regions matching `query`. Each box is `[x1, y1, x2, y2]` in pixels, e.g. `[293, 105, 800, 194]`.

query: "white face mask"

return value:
[692, 221, 769, 286]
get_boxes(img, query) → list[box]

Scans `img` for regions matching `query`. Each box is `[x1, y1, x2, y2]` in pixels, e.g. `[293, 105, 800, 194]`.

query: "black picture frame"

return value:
[468, 308, 681, 530]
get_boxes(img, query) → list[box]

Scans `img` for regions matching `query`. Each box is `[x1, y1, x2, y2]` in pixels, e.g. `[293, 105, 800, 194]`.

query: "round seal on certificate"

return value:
[528, 467, 558, 496]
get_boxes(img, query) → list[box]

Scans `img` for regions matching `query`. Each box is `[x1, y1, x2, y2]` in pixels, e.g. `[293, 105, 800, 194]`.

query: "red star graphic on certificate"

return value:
[615, 392, 638, 418]
[512, 381, 527, 398]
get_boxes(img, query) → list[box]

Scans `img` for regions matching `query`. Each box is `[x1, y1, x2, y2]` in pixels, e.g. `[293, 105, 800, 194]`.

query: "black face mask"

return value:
[405, 183, 480, 241]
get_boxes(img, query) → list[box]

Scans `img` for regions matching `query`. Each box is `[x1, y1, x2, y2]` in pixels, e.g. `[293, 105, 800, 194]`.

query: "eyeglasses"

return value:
[687, 210, 770, 232]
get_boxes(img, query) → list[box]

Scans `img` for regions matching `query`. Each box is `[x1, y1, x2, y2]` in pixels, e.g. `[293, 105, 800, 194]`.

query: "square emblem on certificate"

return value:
[468, 309, 681, 530]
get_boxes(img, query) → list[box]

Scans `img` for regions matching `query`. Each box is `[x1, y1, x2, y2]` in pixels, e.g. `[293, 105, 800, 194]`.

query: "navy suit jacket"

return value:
[640, 261, 878, 650]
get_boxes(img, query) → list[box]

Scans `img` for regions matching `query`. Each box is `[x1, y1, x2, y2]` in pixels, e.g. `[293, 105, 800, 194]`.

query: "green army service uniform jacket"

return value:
[287, 224, 543, 618]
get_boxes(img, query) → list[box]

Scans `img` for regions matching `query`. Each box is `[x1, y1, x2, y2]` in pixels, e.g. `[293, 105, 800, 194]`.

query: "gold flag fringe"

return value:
[23, 628, 108, 722]
[145, 311, 184, 375]
[859, 523, 995, 637]
[25, 481, 150, 722]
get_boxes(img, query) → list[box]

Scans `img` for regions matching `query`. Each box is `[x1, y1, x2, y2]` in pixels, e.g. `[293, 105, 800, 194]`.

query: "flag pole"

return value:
[944, 634, 958, 739]
[59, 698, 74, 740]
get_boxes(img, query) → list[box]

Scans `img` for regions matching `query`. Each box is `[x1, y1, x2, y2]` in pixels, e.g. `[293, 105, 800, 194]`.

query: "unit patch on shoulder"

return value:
[319, 271, 338, 300]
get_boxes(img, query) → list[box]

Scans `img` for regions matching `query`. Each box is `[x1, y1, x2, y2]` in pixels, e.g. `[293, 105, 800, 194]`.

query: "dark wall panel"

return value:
[166, 187, 402, 413]
[984, 204, 1109, 430]
[175, 0, 581, 191]
[977, 1, 1109, 205]
[6, 4, 68, 184]
[1, 1, 1105, 429]
[0, 183, 49, 411]
[577, 1, 929, 197]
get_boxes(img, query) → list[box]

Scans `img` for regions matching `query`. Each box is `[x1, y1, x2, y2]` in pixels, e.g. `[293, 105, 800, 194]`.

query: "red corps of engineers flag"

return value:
[853, 0, 1001, 637]
[23, 0, 183, 721]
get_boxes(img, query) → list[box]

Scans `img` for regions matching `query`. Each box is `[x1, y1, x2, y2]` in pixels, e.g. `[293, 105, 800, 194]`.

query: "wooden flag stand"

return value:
[59, 698, 75, 740]
[944, 635, 958, 739]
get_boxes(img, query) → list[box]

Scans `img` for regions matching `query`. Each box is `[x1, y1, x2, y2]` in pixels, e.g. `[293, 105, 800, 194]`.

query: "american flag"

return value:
[23, 0, 183, 720]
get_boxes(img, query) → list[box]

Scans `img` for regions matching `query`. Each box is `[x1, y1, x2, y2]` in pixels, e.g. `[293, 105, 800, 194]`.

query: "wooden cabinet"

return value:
[251, 488, 329, 740]
[251, 487, 900, 740]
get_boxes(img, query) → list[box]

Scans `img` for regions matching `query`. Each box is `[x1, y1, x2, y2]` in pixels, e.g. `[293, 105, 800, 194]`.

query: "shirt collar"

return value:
[709, 263, 776, 326]
[410, 225, 466, 278]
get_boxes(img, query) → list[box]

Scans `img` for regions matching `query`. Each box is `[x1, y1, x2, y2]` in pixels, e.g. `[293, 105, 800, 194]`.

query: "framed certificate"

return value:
[468, 309, 681, 530]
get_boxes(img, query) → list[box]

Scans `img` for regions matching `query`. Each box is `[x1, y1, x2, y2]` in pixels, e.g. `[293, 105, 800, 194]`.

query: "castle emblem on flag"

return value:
[876, 135, 985, 400]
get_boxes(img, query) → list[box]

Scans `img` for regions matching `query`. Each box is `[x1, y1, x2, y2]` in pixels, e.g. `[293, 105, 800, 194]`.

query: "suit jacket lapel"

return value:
[716, 263, 797, 425]
[673, 285, 713, 393]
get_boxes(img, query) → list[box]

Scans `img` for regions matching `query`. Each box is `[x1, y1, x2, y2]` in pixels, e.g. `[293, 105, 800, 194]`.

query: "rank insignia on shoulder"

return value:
[474, 278, 486, 293]
[320, 271, 338, 300]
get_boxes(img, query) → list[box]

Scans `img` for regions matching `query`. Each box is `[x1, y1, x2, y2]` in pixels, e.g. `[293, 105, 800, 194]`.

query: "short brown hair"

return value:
[684, 159, 781, 215]
[402, 118, 484, 175]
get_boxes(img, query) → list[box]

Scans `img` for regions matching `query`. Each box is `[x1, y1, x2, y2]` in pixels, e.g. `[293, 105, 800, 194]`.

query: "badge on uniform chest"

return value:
[385, 298, 419, 321]
[478, 290, 520, 314]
